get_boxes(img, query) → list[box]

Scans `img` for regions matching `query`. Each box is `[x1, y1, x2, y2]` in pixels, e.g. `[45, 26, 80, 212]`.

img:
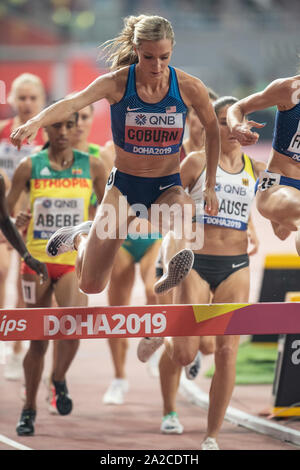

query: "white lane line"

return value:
[0, 434, 33, 450]
[179, 375, 300, 447]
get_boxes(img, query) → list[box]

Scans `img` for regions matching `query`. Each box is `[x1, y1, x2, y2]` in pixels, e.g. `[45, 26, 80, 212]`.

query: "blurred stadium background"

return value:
[0, 0, 299, 144]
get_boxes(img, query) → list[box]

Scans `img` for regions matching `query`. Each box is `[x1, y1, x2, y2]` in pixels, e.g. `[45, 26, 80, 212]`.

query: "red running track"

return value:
[1, 336, 299, 451]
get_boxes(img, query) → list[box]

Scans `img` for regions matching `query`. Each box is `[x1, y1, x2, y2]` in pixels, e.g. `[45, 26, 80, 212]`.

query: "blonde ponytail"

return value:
[101, 15, 175, 70]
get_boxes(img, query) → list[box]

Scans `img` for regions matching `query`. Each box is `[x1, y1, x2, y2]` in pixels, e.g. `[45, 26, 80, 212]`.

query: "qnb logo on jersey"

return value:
[42, 199, 52, 209]
[215, 183, 247, 196]
[130, 114, 180, 127]
[125, 112, 184, 155]
[135, 114, 147, 126]
[54, 199, 79, 209]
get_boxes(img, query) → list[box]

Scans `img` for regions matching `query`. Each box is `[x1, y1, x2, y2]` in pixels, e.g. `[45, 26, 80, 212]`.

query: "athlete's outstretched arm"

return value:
[10, 72, 118, 150]
[226, 78, 293, 146]
[6, 158, 32, 215]
[0, 175, 48, 280]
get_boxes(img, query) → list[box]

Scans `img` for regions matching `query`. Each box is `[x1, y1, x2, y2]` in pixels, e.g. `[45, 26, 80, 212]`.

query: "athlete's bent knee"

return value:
[79, 277, 107, 294]
[215, 345, 237, 367]
[200, 340, 215, 356]
[173, 349, 196, 367]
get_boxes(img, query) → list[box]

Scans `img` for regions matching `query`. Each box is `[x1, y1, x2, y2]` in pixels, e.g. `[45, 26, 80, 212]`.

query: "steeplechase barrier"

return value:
[1, 301, 300, 341]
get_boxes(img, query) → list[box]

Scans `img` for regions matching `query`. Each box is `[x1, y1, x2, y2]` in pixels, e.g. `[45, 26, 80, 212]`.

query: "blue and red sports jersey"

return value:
[110, 64, 187, 157]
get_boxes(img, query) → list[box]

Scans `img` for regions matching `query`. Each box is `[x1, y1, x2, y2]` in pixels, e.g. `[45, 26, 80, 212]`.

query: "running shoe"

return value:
[4, 350, 23, 381]
[44, 377, 59, 415]
[201, 437, 220, 450]
[16, 409, 36, 436]
[185, 351, 202, 380]
[102, 378, 129, 405]
[137, 337, 164, 363]
[46, 220, 93, 257]
[154, 249, 194, 294]
[52, 378, 73, 415]
[160, 412, 183, 434]
[47, 385, 59, 415]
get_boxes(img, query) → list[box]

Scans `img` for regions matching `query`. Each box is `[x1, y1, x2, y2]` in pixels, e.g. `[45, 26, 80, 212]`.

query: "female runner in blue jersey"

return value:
[10, 14, 219, 296]
[226, 76, 300, 255]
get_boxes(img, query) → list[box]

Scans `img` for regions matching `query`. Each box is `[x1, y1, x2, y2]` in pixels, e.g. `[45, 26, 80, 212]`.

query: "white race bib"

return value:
[33, 197, 84, 239]
[287, 121, 300, 155]
[0, 140, 37, 180]
[21, 280, 36, 304]
[257, 171, 281, 192]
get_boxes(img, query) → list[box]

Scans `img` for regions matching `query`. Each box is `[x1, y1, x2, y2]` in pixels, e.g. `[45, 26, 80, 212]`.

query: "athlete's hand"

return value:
[15, 211, 31, 230]
[24, 254, 48, 283]
[10, 120, 39, 150]
[203, 186, 219, 216]
[231, 121, 266, 146]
